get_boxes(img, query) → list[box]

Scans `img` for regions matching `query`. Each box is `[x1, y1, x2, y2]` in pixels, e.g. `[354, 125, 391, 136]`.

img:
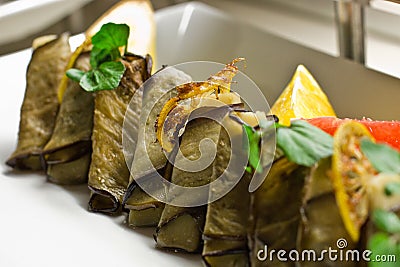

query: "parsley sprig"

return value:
[66, 23, 129, 92]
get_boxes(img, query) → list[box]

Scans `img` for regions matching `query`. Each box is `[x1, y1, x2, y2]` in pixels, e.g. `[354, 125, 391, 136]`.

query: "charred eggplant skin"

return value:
[202, 122, 251, 267]
[249, 158, 308, 267]
[123, 67, 192, 226]
[6, 33, 71, 170]
[43, 52, 93, 185]
[88, 54, 152, 214]
[297, 158, 357, 267]
[155, 118, 221, 253]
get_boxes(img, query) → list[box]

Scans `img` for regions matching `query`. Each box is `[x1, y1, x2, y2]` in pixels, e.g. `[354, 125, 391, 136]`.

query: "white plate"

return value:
[1, 2, 399, 267]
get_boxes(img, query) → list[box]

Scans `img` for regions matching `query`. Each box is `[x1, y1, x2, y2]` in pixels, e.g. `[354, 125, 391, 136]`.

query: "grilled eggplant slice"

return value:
[88, 54, 151, 214]
[297, 158, 357, 267]
[123, 67, 192, 226]
[42, 52, 93, 184]
[155, 118, 222, 253]
[6, 33, 71, 170]
[203, 123, 252, 267]
[47, 153, 92, 185]
[249, 158, 309, 267]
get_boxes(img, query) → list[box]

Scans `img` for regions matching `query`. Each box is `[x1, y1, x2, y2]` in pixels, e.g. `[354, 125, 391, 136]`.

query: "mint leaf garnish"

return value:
[243, 124, 262, 173]
[243, 119, 333, 173]
[66, 68, 85, 82]
[276, 120, 333, 167]
[80, 61, 125, 92]
[91, 23, 129, 52]
[373, 209, 400, 234]
[385, 182, 400, 196]
[66, 23, 129, 92]
[368, 232, 400, 267]
[361, 139, 400, 174]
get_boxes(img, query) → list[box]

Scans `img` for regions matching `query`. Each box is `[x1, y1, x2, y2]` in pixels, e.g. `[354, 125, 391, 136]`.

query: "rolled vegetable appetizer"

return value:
[47, 154, 92, 185]
[297, 158, 356, 267]
[88, 54, 152, 213]
[154, 59, 245, 252]
[202, 123, 252, 266]
[155, 118, 222, 253]
[123, 67, 192, 227]
[42, 52, 94, 184]
[6, 33, 71, 170]
[249, 158, 309, 267]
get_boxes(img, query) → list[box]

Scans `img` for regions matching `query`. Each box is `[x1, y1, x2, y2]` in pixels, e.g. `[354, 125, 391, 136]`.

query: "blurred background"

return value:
[1, 0, 400, 78]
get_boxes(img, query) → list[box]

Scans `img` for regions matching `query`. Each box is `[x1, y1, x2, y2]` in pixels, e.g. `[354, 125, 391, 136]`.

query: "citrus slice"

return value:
[270, 65, 336, 126]
[58, 0, 156, 102]
[331, 121, 376, 242]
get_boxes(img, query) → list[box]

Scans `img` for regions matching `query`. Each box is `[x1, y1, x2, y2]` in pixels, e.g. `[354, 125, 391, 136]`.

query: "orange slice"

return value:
[270, 65, 336, 126]
[331, 121, 376, 242]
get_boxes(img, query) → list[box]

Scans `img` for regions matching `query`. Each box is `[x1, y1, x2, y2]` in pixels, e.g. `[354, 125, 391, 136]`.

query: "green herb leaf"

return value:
[243, 124, 262, 173]
[66, 68, 85, 82]
[372, 209, 400, 234]
[90, 47, 110, 68]
[385, 182, 400, 196]
[66, 23, 129, 92]
[361, 139, 400, 174]
[80, 61, 125, 92]
[91, 23, 129, 52]
[368, 232, 400, 267]
[276, 120, 333, 167]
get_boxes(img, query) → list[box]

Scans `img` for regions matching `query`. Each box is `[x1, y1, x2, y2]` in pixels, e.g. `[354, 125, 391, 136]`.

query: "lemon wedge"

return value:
[270, 65, 336, 126]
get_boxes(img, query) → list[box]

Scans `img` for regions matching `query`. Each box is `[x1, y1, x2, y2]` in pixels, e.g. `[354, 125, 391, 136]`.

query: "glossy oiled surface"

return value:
[0, 2, 399, 267]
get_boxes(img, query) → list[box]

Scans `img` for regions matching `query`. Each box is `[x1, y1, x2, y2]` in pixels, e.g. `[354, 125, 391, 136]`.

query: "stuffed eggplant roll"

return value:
[88, 54, 151, 213]
[6, 33, 71, 170]
[297, 158, 357, 267]
[249, 158, 309, 267]
[42, 52, 93, 184]
[202, 122, 252, 267]
[155, 118, 222, 253]
[123, 67, 192, 227]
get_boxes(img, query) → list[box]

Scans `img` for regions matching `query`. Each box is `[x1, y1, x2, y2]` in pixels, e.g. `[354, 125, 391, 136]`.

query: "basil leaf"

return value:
[276, 120, 333, 167]
[243, 125, 262, 173]
[91, 23, 129, 52]
[80, 61, 125, 92]
[66, 68, 85, 82]
[361, 139, 400, 174]
[368, 232, 400, 267]
[372, 209, 400, 234]
[385, 182, 400, 196]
